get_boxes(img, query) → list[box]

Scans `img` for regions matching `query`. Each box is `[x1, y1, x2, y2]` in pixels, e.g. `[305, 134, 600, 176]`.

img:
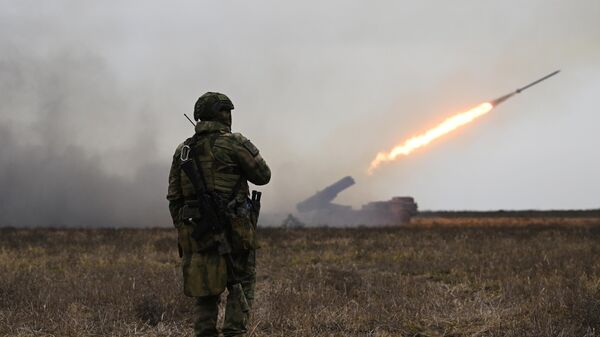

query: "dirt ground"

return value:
[1, 220, 599, 336]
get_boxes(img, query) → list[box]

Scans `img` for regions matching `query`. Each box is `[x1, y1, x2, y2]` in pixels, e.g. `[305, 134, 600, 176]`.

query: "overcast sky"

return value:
[1, 0, 599, 226]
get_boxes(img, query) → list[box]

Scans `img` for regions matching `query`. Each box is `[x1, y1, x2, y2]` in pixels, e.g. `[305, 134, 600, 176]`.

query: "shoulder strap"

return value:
[180, 136, 208, 193]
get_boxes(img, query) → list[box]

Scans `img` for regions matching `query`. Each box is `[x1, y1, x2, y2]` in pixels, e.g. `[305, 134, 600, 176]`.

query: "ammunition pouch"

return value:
[179, 201, 222, 253]
[229, 215, 257, 251]
[228, 198, 259, 251]
[177, 222, 220, 254]
[181, 201, 202, 219]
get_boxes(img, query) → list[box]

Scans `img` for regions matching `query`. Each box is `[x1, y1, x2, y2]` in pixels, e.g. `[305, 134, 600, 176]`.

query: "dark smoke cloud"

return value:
[0, 124, 169, 227]
[0, 44, 170, 227]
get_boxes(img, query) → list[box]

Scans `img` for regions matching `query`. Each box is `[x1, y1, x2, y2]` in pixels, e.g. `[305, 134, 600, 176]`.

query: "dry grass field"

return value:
[1, 219, 599, 337]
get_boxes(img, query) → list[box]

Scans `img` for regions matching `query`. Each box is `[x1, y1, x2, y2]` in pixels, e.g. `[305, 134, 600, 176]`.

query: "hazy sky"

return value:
[1, 1, 599, 226]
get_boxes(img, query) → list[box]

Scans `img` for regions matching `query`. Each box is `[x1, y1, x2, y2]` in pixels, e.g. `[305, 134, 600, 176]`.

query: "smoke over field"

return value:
[1, 1, 600, 227]
[0, 47, 169, 227]
[1, 220, 599, 336]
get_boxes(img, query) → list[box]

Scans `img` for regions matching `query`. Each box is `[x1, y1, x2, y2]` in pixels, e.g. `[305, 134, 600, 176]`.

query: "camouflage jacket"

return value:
[167, 120, 270, 297]
[166, 120, 271, 227]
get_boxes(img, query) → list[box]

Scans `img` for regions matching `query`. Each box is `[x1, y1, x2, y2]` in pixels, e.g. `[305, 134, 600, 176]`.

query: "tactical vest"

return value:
[179, 132, 247, 201]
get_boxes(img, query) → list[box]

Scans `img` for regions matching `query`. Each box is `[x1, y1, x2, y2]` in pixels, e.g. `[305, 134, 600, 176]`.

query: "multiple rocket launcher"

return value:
[296, 176, 418, 226]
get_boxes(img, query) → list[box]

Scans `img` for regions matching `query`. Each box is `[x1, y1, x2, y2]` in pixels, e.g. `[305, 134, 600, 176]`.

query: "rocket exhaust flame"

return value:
[367, 102, 493, 174]
[367, 70, 560, 174]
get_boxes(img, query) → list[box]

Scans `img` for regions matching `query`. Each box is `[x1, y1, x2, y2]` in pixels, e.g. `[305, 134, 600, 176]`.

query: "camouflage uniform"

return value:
[167, 93, 270, 337]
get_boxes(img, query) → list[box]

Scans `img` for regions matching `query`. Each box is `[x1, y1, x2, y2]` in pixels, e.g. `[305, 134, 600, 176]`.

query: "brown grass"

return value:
[412, 215, 600, 227]
[1, 220, 599, 336]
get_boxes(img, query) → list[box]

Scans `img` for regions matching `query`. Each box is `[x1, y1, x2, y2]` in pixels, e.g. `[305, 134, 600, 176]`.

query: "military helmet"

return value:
[193, 92, 234, 121]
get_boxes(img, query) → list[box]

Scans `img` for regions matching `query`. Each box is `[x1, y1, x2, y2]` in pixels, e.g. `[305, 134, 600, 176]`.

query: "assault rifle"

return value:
[179, 143, 224, 239]
[179, 139, 250, 312]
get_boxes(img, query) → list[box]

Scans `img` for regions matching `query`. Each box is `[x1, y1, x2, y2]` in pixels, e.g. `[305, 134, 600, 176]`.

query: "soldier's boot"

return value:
[194, 295, 220, 337]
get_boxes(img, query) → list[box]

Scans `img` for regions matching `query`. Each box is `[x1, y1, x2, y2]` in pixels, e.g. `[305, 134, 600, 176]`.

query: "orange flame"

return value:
[368, 102, 494, 174]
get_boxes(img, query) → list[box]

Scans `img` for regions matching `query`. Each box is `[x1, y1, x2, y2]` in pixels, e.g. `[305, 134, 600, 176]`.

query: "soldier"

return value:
[167, 92, 271, 337]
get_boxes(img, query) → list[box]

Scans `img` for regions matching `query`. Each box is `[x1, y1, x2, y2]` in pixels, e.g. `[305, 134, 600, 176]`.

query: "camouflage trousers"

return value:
[194, 250, 256, 337]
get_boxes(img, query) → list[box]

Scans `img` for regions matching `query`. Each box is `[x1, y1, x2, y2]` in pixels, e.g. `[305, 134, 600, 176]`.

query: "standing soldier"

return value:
[167, 92, 271, 337]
